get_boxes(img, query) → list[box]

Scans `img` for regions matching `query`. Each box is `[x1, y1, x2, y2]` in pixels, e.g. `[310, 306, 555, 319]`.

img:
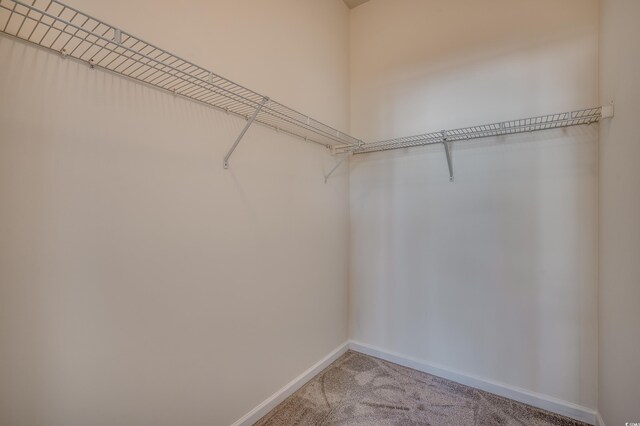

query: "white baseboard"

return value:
[348, 340, 597, 425]
[230, 340, 597, 426]
[230, 342, 349, 426]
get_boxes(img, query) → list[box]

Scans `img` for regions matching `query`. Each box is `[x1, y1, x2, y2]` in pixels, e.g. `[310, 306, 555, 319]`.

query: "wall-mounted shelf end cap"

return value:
[601, 103, 614, 119]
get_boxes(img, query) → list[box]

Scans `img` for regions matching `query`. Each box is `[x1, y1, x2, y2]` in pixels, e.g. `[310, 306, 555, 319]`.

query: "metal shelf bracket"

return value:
[223, 97, 269, 169]
[324, 152, 352, 183]
[442, 130, 454, 182]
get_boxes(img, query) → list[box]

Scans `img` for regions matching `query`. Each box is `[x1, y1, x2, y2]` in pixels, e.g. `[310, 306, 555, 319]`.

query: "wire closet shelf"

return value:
[0, 0, 362, 151]
[335, 107, 606, 155]
[0, 0, 613, 181]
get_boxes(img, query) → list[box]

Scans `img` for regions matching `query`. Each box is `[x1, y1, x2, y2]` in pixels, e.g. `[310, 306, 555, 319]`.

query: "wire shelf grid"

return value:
[0, 0, 610, 163]
[0, 0, 361, 149]
[339, 107, 603, 155]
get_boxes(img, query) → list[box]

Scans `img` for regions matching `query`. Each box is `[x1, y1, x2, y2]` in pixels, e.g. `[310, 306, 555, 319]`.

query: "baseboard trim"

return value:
[595, 412, 605, 426]
[348, 340, 597, 425]
[230, 342, 349, 426]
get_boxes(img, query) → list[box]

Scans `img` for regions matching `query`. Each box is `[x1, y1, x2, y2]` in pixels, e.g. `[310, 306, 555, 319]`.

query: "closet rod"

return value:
[0, 0, 362, 155]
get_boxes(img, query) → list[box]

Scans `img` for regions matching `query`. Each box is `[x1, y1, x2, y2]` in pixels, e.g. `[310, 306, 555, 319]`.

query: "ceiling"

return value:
[343, 0, 371, 9]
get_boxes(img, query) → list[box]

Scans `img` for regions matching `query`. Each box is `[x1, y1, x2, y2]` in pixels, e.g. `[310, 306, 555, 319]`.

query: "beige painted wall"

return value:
[0, 1, 350, 425]
[3, 0, 638, 423]
[349, 0, 599, 409]
[598, 0, 640, 424]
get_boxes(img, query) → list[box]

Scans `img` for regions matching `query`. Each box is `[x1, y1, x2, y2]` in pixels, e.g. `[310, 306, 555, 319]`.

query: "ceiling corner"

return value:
[343, 0, 370, 10]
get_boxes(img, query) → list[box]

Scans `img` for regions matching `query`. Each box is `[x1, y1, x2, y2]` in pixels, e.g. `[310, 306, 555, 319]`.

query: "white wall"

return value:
[0, 1, 351, 425]
[349, 0, 599, 410]
[598, 0, 640, 424]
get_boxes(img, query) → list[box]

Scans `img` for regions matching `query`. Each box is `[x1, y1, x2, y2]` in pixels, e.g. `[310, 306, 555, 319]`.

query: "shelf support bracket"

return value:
[223, 97, 269, 169]
[324, 152, 352, 183]
[442, 130, 454, 182]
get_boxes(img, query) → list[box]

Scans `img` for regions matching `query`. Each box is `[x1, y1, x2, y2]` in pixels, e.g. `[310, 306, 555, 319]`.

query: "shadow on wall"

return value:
[350, 124, 598, 406]
[0, 34, 349, 426]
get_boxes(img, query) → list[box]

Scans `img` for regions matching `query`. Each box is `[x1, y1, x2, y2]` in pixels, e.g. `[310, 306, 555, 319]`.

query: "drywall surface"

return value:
[598, 0, 640, 424]
[349, 0, 599, 409]
[0, 1, 350, 425]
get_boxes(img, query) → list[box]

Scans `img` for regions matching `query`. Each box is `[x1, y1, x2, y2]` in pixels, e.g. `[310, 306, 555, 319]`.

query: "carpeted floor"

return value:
[255, 351, 589, 426]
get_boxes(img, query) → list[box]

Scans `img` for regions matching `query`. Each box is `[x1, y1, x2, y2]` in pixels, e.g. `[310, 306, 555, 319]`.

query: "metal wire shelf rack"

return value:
[0, 0, 614, 181]
[336, 107, 607, 155]
[333, 105, 613, 182]
[0, 0, 362, 157]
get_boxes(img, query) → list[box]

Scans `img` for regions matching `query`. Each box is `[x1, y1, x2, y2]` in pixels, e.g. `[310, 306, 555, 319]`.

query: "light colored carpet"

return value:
[255, 351, 588, 426]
